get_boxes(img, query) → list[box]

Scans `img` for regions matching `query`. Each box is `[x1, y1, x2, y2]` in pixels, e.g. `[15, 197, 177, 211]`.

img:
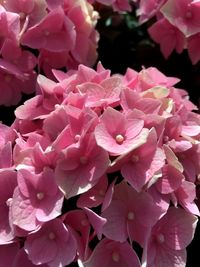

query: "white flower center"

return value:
[112, 252, 120, 262]
[19, 12, 26, 20]
[115, 134, 124, 144]
[185, 5, 192, 19]
[157, 233, 165, 243]
[127, 211, 135, 220]
[44, 30, 50, 36]
[131, 155, 139, 163]
[6, 198, 12, 207]
[81, 219, 89, 226]
[74, 134, 81, 142]
[48, 232, 56, 240]
[36, 192, 45, 200]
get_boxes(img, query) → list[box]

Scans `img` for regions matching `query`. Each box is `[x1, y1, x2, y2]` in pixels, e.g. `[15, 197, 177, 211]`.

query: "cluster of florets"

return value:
[136, 0, 200, 64]
[0, 63, 200, 267]
[0, 0, 98, 105]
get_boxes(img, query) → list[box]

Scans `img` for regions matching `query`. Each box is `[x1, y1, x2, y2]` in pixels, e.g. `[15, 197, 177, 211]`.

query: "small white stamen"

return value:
[131, 155, 139, 163]
[185, 10, 192, 19]
[37, 192, 45, 200]
[19, 12, 26, 20]
[44, 30, 50, 36]
[6, 198, 12, 207]
[115, 134, 124, 144]
[127, 211, 135, 220]
[112, 252, 120, 262]
[74, 134, 81, 142]
[157, 233, 165, 243]
[81, 219, 89, 226]
[48, 232, 56, 240]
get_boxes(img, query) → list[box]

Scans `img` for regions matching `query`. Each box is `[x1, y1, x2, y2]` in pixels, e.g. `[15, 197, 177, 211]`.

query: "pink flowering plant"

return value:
[0, 1, 200, 267]
[136, 0, 200, 64]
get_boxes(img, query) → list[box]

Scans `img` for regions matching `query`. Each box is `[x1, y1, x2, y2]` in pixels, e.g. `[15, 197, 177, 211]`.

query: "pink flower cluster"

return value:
[136, 0, 200, 64]
[1, 63, 200, 266]
[0, 0, 98, 105]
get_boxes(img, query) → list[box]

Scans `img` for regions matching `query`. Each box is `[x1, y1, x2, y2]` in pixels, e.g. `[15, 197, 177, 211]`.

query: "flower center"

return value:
[99, 190, 105, 196]
[6, 198, 12, 207]
[131, 155, 139, 163]
[36, 192, 45, 200]
[127, 211, 135, 220]
[115, 134, 124, 144]
[74, 134, 81, 142]
[19, 12, 26, 20]
[80, 156, 88, 165]
[44, 30, 50, 36]
[112, 252, 120, 262]
[185, 5, 192, 19]
[4, 75, 12, 83]
[156, 233, 165, 244]
[48, 232, 56, 240]
[81, 219, 89, 226]
[163, 135, 169, 142]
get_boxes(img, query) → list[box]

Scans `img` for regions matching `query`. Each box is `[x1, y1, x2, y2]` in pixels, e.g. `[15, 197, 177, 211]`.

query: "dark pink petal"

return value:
[13, 249, 48, 267]
[84, 207, 107, 239]
[188, 33, 200, 64]
[159, 207, 197, 250]
[25, 219, 77, 266]
[11, 187, 40, 231]
[156, 165, 184, 194]
[154, 246, 186, 267]
[77, 175, 108, 209]
[0, 243, 20, 267]
[85, 238, 141, 267]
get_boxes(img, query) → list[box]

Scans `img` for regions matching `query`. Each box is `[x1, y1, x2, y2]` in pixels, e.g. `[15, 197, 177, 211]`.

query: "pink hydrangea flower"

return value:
[84, 238, 141, 267]
[63, 209, 92, 261]
[55, 133, 110, 198]
[11, 168, 64, 231]
[24, 218, 77, 266]
[95, 107, 147, 156]
[1, 0, 47, 27]
[148, 18, 186, 59]
[0, 170, 17, 244]
[0, 5, 20, 46]
[110, 128, 165, 191]
[137, 0, 166, 23]
[161, 0, 200, 37]
[22, 7, 76, 52]
[77, 76, 122, 109]
[144, 207, 198, 267]
[0, 62, 198, 266]
[13, 248, 48, 267]
[187, 33, 200, 64]
[174, 180, 200, 216]
[102, 181, 161, 246]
